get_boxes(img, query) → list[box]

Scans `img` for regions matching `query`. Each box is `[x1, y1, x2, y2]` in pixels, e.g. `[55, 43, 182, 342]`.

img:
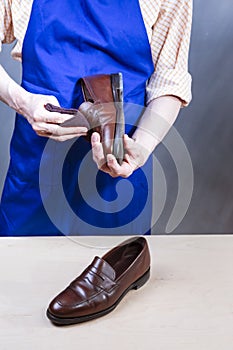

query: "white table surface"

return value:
[0, 235, 233, 350]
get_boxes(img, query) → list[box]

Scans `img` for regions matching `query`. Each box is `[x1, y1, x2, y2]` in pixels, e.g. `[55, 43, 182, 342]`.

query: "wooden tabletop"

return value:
[0, 235, 232, 350]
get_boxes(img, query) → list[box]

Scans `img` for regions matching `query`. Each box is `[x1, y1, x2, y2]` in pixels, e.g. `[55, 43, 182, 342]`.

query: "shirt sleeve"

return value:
[146, 0, 193, 107]
[0, 0, 15, 53]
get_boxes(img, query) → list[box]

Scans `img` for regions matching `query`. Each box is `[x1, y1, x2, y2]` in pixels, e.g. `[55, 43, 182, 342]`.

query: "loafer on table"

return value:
[46, 236, 151, 325]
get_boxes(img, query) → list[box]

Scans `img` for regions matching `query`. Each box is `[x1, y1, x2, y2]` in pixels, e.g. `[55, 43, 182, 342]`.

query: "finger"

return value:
[91, 132, 106, 166]
[55, 125, 88, 135]
[123, 152, 139, 170]
[91, 132, 101, 145]
[123, 134, 136, 152]
[42, 112, 82, 124]
[37, 132, 53, 138]
[106, 154, 133, 178]
[46, 95, 60, 106]
[106, 154, 120, 171]
[36, 123, 88, 136]
[91, 133, 109, 170]
[46, 134, 85, 142]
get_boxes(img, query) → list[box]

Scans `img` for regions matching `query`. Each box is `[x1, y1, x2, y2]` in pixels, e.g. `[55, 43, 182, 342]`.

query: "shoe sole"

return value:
[46, 267, 150, 326]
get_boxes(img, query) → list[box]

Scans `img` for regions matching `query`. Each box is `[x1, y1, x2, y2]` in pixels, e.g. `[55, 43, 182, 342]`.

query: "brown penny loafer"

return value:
[44, 72, 125, 164]
[46, 236, 151, 325]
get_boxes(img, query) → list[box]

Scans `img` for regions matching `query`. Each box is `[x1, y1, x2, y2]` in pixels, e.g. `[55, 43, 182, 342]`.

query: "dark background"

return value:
[0, 0, 232, 233]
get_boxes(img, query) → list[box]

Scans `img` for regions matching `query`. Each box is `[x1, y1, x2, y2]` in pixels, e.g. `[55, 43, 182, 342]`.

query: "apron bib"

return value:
[0, 0, 154, 236]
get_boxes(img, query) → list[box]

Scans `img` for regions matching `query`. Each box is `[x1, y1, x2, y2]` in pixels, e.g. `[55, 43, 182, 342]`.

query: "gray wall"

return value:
[0, 0, 233, 233]
[154, 0, 233, 233]
[0, 44, 21, 193]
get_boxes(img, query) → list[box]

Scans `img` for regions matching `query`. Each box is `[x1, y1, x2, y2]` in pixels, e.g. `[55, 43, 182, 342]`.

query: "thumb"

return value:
[91, 131, 101, 143]
[123, 134, 135, 150]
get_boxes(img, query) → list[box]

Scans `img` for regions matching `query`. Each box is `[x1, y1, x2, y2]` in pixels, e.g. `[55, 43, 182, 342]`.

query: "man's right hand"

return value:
[21, 92, 88, 141]
[0, 64, 88, 141]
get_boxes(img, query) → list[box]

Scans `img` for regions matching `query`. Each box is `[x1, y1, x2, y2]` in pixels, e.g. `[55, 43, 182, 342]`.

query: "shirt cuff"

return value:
[146, 68, 192, 107]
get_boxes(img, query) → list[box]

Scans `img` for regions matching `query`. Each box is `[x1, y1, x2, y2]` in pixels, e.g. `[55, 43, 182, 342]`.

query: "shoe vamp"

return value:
[53, 284, 118, 318]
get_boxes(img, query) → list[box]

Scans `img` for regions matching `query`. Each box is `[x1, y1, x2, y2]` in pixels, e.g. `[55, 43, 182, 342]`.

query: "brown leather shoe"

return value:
[46, 237, 151, 325]
[44, 73, 125, 164]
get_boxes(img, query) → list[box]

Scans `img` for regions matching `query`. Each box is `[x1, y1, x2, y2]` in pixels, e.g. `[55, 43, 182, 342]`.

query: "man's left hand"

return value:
[91, 132, 150, 178]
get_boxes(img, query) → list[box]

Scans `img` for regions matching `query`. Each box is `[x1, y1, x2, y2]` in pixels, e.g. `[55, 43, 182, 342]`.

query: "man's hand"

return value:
[91, 132, 151, 178]
[21, 93, 88, 141]
[0, 65, 88, 141]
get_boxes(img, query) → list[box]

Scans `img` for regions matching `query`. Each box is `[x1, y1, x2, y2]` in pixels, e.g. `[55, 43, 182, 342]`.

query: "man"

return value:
[0, 0, 192, 236]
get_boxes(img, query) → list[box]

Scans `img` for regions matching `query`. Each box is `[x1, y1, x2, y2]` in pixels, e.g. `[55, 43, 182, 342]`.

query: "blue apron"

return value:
[0, 0, 154, 236]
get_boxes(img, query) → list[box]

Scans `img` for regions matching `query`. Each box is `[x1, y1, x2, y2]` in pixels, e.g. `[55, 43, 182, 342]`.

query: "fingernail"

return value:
[92, 133, 98, 142]
[107, 154, 114, 162]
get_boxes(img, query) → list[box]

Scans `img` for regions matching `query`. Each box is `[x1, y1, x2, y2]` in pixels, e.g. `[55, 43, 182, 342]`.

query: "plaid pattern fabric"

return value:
[0, 0, 192, 106]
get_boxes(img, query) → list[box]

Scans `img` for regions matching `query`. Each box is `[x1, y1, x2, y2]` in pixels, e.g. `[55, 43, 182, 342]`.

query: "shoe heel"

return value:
[133, 268, 150, 290]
